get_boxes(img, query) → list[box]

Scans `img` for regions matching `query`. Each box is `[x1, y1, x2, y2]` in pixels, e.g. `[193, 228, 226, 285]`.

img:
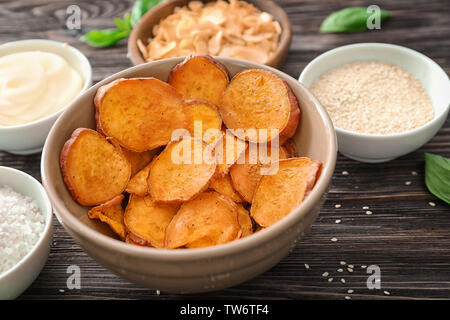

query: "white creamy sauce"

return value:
[0, 51, 83, 126]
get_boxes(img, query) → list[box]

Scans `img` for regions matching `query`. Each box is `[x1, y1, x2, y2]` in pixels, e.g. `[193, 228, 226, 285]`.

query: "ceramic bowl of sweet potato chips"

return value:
[41, 55, 336, 293]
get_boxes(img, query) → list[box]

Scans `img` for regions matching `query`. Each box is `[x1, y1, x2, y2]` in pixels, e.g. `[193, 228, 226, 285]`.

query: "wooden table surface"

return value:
[1, 0, 449, 300]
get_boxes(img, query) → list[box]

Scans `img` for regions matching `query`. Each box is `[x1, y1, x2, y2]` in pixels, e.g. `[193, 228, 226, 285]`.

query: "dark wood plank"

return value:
[0, 0, 448, 300]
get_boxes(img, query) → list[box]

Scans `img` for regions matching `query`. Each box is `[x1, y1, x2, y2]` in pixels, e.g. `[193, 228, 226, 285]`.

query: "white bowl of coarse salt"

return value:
[0, 166, 52, 300]
[299, 43, 450, 163]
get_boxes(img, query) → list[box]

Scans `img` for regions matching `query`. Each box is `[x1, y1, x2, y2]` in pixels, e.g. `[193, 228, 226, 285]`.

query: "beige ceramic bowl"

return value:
[128, 0, 292, 68]
[41, 57, 336, 293]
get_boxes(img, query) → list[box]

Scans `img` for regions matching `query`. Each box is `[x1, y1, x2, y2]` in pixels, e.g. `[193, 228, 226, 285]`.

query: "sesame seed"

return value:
[342, 171, 349, 175]
[328, 277, 334, 282]
[362, 206, 370, 210]
[331, 237, 338, 242]
[405, 181, 412, 186]
[304, 263, 310, 269]
[335, 219, 342, 224]
[345, 296, 351, 300]
[429, 202, 436, 207]
[340, 261, 346, 265]
[310, 61, 434, 135]
[348, 264, 354, 269]
[411, 171, 418, 176]
[384, 291, 390, 296]
[347, 289, 354, 294]
[347, 268, 354, 273]
[361, 265, 367, 269]
[341, 278, 346, 283]
[59, 289, 65, 293]
[335, 204, 342, 208]
[365, 210, 373, 215]
[337, 268, 343, 273]
[322, 272, 329, 277]
[156, 290, 161, 295]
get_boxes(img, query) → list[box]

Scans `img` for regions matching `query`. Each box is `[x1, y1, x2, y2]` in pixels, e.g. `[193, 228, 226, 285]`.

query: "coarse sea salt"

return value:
[0, 185, 45, 275]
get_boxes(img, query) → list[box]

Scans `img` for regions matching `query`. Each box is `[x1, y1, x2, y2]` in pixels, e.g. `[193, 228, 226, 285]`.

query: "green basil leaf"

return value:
[80, 28, 129, 48]
[131, 0, 165, 27]
[123, 12, 132, 31]
[320, 7, 391, 33]
[114, 13, 131, 32]
[81, 0, 163, 48]
[425, 153, 450, 205]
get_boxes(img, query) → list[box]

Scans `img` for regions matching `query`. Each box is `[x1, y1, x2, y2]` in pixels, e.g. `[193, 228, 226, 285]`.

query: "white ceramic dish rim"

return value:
[299, 42, 450, 140]
[0, 39, 92, 131]
[41, 56, 337, 261]
[0, 166, 53, 280]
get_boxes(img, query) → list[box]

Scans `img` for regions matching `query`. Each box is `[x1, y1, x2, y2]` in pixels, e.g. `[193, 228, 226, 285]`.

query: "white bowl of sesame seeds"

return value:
[299, 43, 450, 163]
[0, 166, 53, 300]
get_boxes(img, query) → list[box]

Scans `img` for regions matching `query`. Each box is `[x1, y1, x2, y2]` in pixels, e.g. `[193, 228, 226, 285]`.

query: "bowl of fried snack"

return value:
[128, 0, 292, 67]
[41, 55, 336, 293]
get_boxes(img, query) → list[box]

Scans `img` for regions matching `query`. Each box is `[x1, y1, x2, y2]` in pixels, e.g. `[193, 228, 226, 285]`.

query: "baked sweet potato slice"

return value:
[164, 192, 241, 249]
[185, 99, 222, 145]
[60, 128, 131, 206]
[281, 138, 299, 158]
[209, 173, 245, 203]
[124, 195, 179, 248]
[168, 55, 229, 105]
[229, 145, 288, 203]
[250, 158, 322, 227]
[125, 162, 152, 196]
[219, 69, 300, 143]
[125, 233, 148, 246]
[214, 131, 247, 176]
[88, 195, 126, 240]
[95, 77, 190, 152]
[148, 137, 217, 203]
[237, 204, 253, 238]
[121, 147, 160, 177]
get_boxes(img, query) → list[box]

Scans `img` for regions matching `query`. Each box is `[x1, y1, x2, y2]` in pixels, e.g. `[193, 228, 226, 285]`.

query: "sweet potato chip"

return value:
[88, 195, 126, 240]
[60, 128, 131, 206]
[95, 78, 190, 152]
[121, 147, 159, 177]
[250, 158, 322, 227]
[125, 233, 148, 246]
[219, 69, 300, 143]
[148, 137, 217, 203]
[229, 144, 288, 203]
[124, 195, 179, 248]
[281, 138, 299, 158]
[185, 99, 222, 145]
[61, 55, 318, 249]
[125, 162, 152, 196]
[209, 173, 245, 203]
[214, 131, 247, 176]
[236, 203, 253, 237]
[168, 55, 229, 105]
[164, 191, 241, 248]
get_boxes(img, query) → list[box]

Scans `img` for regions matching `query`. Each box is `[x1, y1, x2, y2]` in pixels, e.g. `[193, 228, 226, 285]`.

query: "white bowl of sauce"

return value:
[0, 40, 92, 155]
